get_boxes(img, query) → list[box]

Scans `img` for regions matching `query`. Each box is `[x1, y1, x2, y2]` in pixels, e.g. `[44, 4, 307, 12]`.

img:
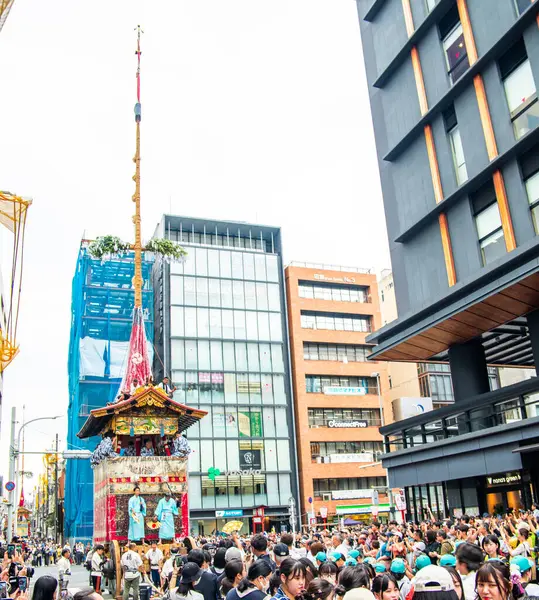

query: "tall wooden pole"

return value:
[132, 25, 143, 309]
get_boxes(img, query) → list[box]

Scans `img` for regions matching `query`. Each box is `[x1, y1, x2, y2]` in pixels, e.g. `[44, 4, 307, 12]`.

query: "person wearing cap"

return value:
[345, 558, 358, 567]
[187, 550, 219, 600]
[511, 556, 539, 596]
[273, 544, 290, 568]
[331, 552, 346, 569]
[455, 543, 483, 600]
[169, 561, 205, 600]
[375, 562, 388, 574]
[315, 552, 327, 567]
[390, 558, 412, 600]
[440, 555, 456, 568]
[415, 556, 431, 573]
[411, 564, 457, 600]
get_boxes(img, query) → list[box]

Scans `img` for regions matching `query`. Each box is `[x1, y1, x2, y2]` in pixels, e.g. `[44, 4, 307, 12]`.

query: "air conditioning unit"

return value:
[322, 493, 332, 502]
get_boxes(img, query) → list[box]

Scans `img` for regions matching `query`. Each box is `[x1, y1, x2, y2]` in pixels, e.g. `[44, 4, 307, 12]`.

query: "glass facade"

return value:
[300, 311, 371, 332]
[305, 375, 377, 394]
[159, 221, 295, 518]
[310, 441, 383, 460]
[313, 477, 386, 498]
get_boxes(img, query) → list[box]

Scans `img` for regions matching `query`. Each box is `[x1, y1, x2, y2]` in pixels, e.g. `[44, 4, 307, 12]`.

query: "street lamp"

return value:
[7, 410, 63, 542]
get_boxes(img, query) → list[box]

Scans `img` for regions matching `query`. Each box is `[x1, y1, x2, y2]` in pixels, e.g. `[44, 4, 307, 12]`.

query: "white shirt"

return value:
[526, 583, 539, 596]
[91, 552, 103, 577]
[146, 548, 164, 569]
[121, 550, 143, 580]
[162, 557, 175, 579]
[460, 571, 477, 600]
[334, 543, 349, 557]
[58, 557, 71, 578]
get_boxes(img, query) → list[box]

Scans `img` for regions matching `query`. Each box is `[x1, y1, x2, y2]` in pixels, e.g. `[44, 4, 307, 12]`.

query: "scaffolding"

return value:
[64, 244, 154, 543]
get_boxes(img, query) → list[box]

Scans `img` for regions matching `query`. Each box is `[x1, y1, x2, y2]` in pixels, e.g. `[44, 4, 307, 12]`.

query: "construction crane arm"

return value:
[0, 0, 15, 34]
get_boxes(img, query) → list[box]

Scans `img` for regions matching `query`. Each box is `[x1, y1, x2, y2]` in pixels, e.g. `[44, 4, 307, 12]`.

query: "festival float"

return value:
[77, 27, 206, 598]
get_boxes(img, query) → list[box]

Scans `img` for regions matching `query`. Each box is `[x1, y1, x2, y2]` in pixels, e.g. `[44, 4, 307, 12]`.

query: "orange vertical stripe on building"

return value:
[424, 124, 444, 204]
[411, 47, 429, 116]
[473, 75, 498, 161]
[439, 213, 457, 287]
[493, 170, 517, 252]
[456, 0, 478, 65]
[401, 0, 415, 37]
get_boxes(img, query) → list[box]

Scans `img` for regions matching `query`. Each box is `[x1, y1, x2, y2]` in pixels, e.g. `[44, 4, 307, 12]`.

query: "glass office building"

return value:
[153, 216, 298, 534]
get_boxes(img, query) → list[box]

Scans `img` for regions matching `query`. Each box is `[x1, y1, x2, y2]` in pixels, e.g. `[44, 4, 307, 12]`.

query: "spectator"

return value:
[455, 543, 483, 600]
[272, 558, 306, 600]
[169, 562, 205, 600]
[146, 542, 164, 588]
[188, 550, 219, 600]
[220, 560, 246, 598]
[372, 573, 400, 600]
[91, 545, 106, 593]
[31, 575, 58, 600]
[121, 543, 143, 600]
[251, 535, 276, 572]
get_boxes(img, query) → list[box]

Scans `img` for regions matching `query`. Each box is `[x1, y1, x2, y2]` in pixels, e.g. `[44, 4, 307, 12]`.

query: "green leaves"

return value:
[144, 238, 187, 262]
[87, 235, 187, 264]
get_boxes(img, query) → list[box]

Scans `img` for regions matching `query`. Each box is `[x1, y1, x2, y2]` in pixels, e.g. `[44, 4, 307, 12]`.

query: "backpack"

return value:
[84, 551, 94, 572]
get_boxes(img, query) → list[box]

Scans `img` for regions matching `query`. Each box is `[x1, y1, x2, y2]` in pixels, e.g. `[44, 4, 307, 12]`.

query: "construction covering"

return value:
[64, 246, 154, 543]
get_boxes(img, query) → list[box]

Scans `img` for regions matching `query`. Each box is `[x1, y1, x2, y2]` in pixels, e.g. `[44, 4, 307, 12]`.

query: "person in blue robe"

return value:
[155, 494, 178, 540]
[128, 486, 146, 541]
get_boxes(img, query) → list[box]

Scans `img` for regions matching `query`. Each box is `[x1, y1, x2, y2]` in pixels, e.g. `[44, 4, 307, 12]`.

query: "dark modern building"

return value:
[357, 0, 539, 519]
[152, 216, 299, 534]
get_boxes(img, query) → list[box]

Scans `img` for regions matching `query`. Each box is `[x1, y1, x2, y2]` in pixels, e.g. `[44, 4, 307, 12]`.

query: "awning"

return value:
[512, 443, 539, 453]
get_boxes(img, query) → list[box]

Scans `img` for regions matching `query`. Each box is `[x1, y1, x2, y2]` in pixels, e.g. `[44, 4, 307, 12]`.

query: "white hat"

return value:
[516, 521, 531, 531]
[413, 565, 456, 592]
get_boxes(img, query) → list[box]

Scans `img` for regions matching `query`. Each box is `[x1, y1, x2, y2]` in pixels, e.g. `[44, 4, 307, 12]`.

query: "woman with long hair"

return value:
[31, 575, 58, 600]
[226, 560, 272, 600]
[299, 559, 319, 587]
[443, 567, 463, 600]
[273, 558, 307, 600]
[372, 574, 400, 600]
[475, 560, 524, 600]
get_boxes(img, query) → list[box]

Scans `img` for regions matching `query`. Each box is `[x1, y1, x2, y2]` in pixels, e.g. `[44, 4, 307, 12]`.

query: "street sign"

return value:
[310, 517, 317, 525]
[308, 497, 313, 504]
[371, 505, 379, 517]
[394, 492, 406, 511]
[372, 489, 379, 505]
[5, 481, 15, 492]
[319, 506, 328, 519]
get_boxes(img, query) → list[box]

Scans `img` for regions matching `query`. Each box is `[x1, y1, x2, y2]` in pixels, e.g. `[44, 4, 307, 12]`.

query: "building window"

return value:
[298, 281, 369, 303]
[313, 476, 386, 499]
[311, 441, 383, 462]
[443, 105, 468, 185]
[514, 0, 535, 16]
[300, 311, 371, 332]
[500, 39, 539, 140]
[303, 342, 372, 363]
[308, 408, 381, 428]
[471, 182, 506, 266]
[305, 375, 377, 395]
[440, 6, 469, 84]
[520, 143, 539, 233]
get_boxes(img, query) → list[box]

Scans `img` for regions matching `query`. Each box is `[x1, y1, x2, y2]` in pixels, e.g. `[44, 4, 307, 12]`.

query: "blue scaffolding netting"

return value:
[65, 246, 154, 543]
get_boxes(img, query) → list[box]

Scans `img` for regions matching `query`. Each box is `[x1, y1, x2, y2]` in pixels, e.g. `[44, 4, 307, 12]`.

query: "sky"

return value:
[0, 1, 390, 496]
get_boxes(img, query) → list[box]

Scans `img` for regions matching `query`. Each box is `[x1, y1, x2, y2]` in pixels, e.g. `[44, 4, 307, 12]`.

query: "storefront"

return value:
[403, 470, 534, 521]
[194, 508, 291, 535]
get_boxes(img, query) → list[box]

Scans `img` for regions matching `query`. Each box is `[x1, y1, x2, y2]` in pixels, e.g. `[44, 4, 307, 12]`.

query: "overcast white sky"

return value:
[0, 1, 389, 494]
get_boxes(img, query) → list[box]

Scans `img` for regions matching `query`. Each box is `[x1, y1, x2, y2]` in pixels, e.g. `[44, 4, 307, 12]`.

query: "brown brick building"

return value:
[285, 263, 392, 527]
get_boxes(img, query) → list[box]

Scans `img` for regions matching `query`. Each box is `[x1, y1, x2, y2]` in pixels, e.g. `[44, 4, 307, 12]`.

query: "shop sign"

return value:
[226, 468, 262, 477]
[486, 472, 522, 487]
[394, 491, 406, 511]
[328, 453, 373, 463]
[335, 503, 390, 516]
[239, 449, 262, 470]
[319, 507, 328, 518]
[328, 419, 368, 428]
[216, 510, 244, 518]
[314, 274, 356, 284]
[332, 489, 374, 500]
[324, 387, 367, 396]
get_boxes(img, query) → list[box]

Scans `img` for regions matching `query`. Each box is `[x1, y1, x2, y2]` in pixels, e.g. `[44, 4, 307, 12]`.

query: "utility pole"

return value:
[54, 434, 59, 544]
[7, 407, 16, 542]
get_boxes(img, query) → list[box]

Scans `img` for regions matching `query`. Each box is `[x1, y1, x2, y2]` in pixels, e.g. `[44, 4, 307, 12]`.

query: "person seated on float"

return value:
[90, 432, 118, 468]
[121, 441, 136, 457]
[130, 378, 141, 395]
[157, 376, 177, 398]
[140, 438, 155, 457]
[158, 436, 172, 456]
[116, 390, 132, 403]
[171, 431, 191, 458]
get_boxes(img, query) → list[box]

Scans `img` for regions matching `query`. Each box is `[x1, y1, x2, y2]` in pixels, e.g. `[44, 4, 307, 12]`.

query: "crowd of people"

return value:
[96, 509, 539, 600]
